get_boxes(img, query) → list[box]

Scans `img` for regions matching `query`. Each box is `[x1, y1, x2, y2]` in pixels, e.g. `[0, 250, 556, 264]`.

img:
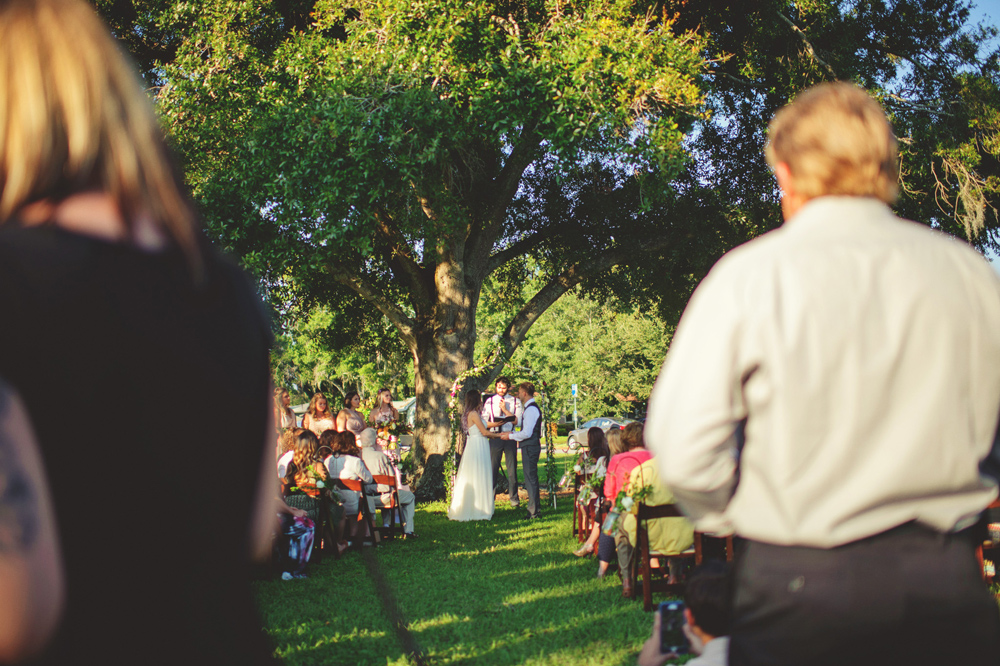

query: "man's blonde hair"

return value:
[0, 0, 199, 264]
[765, 82, 898, 204]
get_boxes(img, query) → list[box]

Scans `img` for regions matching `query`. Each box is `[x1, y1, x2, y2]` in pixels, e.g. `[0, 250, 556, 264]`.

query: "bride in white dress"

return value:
[448, 389, 500, 521]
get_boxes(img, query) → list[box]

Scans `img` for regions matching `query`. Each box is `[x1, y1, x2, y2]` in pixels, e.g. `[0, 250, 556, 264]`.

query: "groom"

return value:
[501, 382, 542, 519]
[483, 376, 522, 508]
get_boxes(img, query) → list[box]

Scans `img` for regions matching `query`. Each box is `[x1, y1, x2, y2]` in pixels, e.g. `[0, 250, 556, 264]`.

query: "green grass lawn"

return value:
[254, 493, 663, 665]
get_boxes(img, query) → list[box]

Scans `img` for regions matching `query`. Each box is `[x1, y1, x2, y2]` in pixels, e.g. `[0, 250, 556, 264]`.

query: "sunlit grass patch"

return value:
[255, 490, 663, 665]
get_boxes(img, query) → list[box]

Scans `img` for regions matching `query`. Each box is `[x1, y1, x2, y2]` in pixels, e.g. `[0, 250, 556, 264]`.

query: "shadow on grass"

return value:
[253, 548, 413, 666]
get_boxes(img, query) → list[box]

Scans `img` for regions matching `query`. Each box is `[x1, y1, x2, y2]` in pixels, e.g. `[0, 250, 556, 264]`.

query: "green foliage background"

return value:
[92, 0, 1000, 469]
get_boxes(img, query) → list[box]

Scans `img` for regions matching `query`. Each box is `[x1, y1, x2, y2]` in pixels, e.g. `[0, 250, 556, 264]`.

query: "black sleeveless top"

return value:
[0, 226, 277, 665]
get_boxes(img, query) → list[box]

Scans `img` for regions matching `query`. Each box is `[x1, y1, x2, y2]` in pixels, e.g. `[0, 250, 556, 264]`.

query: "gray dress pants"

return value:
[520, 443, 541, 517]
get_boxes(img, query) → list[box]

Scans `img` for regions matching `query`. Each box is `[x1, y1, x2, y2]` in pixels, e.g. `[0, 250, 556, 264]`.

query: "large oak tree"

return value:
[95, 0, 1000, 494]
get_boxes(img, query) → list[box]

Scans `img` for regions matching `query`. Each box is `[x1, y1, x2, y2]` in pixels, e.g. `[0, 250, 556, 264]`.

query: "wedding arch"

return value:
[445, 344, 558, 507]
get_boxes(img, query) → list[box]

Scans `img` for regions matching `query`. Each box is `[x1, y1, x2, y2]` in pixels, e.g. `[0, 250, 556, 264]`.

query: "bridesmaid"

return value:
[368, 387, 399, 426]
[336, 391, 366, 439]
[368, 387, 401, 462]
[273, 388, 296, 435]
[302, 392, 335, 437]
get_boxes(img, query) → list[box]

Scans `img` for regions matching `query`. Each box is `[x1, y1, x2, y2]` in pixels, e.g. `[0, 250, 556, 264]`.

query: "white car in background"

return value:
[566, 417, 632, 451]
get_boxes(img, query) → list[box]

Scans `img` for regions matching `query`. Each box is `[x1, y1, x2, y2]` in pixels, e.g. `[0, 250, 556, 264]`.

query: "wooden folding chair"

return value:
[333, 478, 380, 549]
[372, 474, 404, 539]
[630, 502, 735, 611]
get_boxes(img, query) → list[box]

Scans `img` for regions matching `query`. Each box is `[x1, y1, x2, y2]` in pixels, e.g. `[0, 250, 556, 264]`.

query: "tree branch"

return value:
[485, 226, 561, 274]
[324, 265, 418, 350]
[884, 92, 954, 117]
[865, 43, 936, 82]
[373, 207, 434, 310]
[479, 237, 675, 384]
[485, 122, 542, 228]
[709, 70, 764, 88]
[776, 12, 837, 79]
[465, 120, 545, 278]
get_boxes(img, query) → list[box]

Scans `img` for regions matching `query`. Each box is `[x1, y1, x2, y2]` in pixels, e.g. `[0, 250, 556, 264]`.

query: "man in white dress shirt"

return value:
[646, 82, 1000, 665]
[359, 428, 417, 538]
[501, 382, 543, 519]
[482, 376, 523, 508]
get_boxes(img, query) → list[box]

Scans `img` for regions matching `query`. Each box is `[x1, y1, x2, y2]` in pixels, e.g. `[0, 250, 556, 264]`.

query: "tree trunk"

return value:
[409, 261, 478, 500]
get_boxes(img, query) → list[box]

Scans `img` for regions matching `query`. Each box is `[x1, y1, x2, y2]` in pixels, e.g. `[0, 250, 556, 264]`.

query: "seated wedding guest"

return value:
[368, 387, 400, 426]
[273, 387, 297, 436]
[573, 427, 610, 557]
[581, 427, 609, 474]
[281, 429, 347, 556]
[276, 427, 304, 478]
[274, 498, 313, 580]
[619, 457, 695, 596]
[638, 562, 732, 666]
[606, 426, 626, 459]
[281, 431, 343, 508]
[323, 429, 377, 542]
[302, 392, 335, 437]
[359, 428, 418, 538]
[336, 391, 367, 438]
[597, 422, 652, 579]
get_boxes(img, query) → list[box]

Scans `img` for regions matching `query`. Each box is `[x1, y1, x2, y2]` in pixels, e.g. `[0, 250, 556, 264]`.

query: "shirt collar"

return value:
[784, 196, 893, 233]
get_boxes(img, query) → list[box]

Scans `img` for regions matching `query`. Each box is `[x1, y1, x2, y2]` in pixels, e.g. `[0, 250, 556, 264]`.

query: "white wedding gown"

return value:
[448, 423, 495, 521]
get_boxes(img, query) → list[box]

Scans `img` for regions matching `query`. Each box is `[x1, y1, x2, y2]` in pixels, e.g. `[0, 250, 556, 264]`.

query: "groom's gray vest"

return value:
[522, 402, 542, 447]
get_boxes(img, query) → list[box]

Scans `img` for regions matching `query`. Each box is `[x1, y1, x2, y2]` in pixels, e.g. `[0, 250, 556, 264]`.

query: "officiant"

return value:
[482, 376, 523, 508]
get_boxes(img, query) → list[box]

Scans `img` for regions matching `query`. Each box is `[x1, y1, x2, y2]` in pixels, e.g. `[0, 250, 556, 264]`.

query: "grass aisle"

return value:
[254, 497, 661, 665]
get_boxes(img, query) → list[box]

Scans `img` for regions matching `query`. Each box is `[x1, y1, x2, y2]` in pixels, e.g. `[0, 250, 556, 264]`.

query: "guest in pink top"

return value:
[604, 423, 653, 502]
[598, 422, 651, 583]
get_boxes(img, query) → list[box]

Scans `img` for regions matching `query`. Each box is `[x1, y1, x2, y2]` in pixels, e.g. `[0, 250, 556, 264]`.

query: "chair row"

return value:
[284, 473, 408, 564]
[572, 472, 734, 611]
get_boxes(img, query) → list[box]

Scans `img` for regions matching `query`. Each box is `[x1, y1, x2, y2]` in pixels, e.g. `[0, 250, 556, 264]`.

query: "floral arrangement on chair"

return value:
[601, 483, 653, 535]
[377, 421, 412, 462]
[288, 465, 329, 498]
[575, 468, 607, 506]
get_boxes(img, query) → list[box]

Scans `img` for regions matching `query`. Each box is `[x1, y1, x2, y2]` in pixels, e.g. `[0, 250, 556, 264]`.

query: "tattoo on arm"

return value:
[0, 383, 38, 553]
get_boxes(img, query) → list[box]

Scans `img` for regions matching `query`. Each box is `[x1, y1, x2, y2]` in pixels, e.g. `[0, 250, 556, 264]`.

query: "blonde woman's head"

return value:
[606, 427, 625, 457]
[0, 0, 199, 261]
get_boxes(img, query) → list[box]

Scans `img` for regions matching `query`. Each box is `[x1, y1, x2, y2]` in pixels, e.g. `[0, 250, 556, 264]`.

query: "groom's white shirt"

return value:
[509, 398, 539, 443]
[482, 393, 522, 432]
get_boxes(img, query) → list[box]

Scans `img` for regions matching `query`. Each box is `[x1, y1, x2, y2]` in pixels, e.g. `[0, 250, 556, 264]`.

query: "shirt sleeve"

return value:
[510, 403, 539, 442]
[513, 397, 524, 427]
[481, 396, 493, 423]
[353, 457, 374, 484]
[645, 259, 747, 533]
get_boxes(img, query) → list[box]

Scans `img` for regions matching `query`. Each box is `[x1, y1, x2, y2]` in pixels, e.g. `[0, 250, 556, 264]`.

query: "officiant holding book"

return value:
[482, 376, 523, 508]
